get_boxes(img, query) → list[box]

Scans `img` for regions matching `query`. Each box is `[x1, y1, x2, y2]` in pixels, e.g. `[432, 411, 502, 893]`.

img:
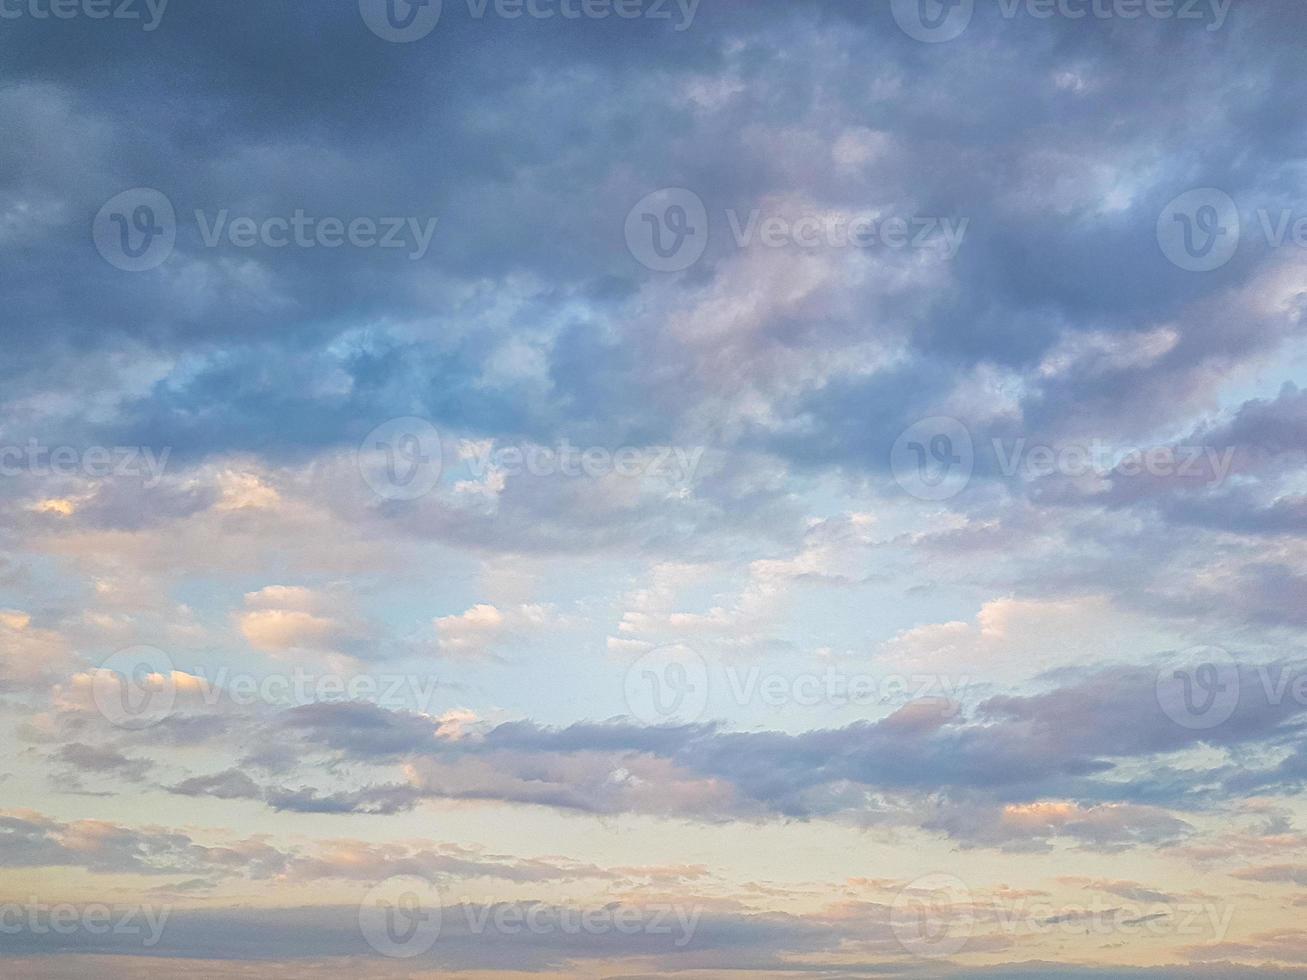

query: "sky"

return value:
[2, 0, 1307, 976]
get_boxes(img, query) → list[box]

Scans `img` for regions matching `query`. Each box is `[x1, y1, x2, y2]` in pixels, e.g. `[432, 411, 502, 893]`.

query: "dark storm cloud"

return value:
[4, 0, 1307, 474]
